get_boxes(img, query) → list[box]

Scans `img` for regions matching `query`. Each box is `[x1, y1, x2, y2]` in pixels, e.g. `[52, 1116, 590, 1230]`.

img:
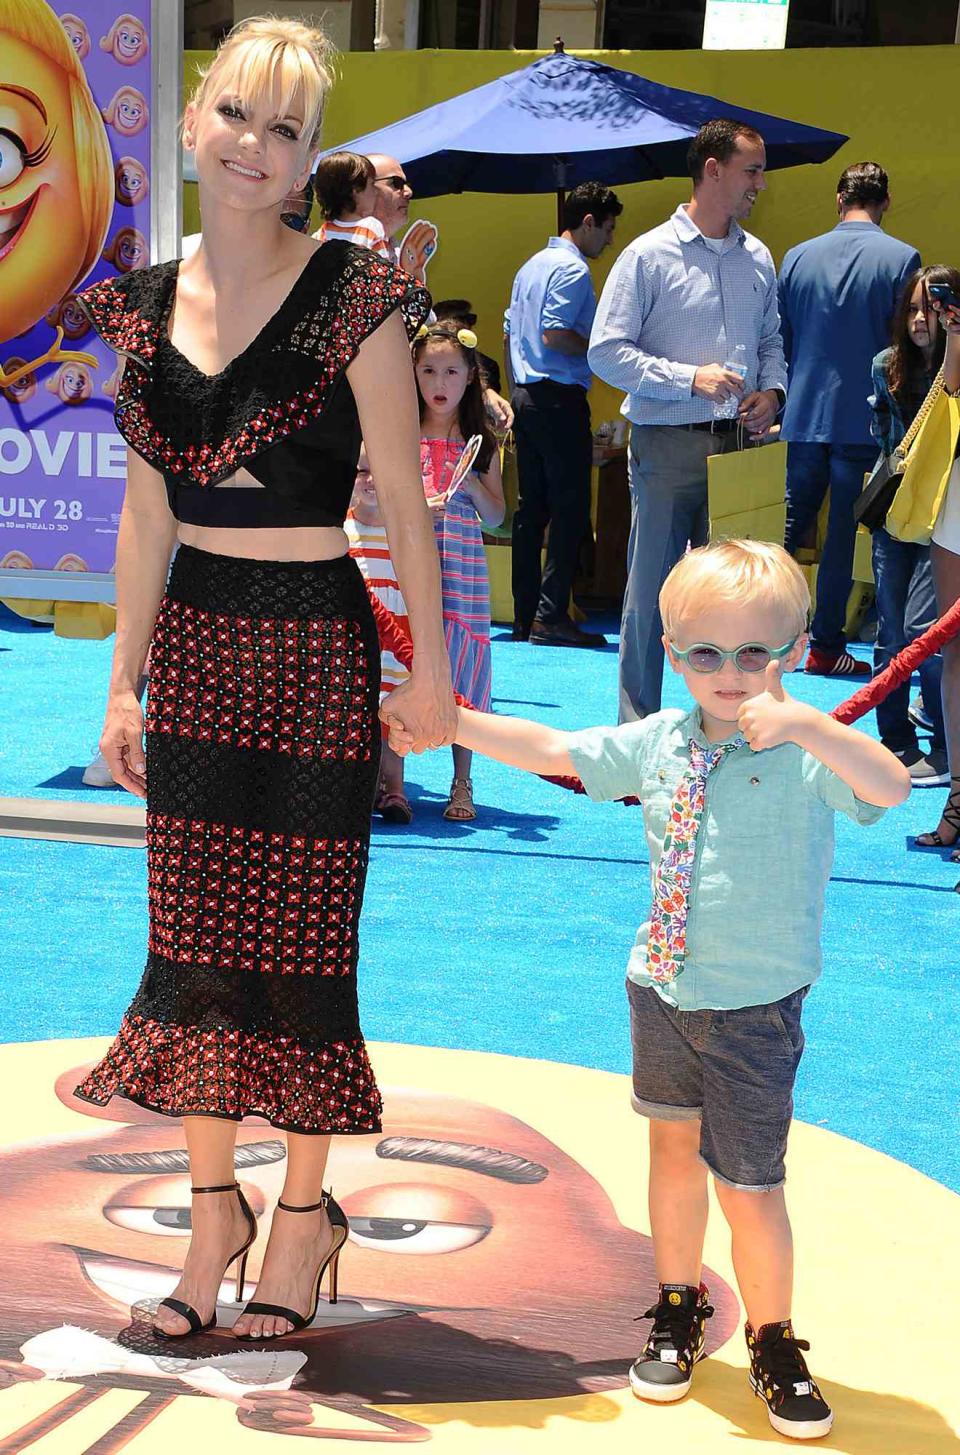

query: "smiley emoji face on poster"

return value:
[45, 358, 93, 403]
[0, 0, 114, 391]
[114, 154, 148, 207]
[45, 291, 91, 341]
[58, 10, 89, 58]
[102, 224, 147, 273]
[99, 12, 148, 66]
[101, 83, 148, 137]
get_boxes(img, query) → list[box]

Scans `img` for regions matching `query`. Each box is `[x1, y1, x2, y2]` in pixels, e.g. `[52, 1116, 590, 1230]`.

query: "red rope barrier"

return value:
[829, 594, 960, 725]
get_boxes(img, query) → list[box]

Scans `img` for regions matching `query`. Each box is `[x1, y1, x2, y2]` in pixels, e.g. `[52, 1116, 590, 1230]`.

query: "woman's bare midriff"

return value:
[174, 470, 349, 561]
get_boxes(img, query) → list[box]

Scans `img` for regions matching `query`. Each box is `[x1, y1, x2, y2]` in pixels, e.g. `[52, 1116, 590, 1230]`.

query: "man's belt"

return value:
[673, 419, 741, 435]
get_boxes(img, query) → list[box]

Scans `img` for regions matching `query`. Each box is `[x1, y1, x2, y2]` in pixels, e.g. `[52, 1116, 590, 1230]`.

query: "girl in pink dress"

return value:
[413, 324, 505, 819]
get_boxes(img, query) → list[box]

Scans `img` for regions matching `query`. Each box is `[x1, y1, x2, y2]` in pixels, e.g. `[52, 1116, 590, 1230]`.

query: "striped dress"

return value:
[344, 512, 411, 702]
[421, 437, 492, 713]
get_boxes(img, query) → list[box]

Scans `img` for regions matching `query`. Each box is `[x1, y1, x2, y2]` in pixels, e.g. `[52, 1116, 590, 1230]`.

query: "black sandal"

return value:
[236, 1191, 348, 1338]
[155, 1182, 257, 1339]
[915, 775, 960, 852]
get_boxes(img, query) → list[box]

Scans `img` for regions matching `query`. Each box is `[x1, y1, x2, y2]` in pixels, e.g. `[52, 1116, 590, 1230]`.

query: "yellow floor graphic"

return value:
[0, 1039, 956, 1452]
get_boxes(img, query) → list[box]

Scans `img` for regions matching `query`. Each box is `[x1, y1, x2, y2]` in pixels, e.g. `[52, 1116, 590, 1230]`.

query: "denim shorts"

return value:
[626, 978, 807, 1192]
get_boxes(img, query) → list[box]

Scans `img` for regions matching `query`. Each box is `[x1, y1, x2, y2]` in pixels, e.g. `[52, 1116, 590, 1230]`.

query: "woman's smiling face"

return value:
[0, 39, 86, 342]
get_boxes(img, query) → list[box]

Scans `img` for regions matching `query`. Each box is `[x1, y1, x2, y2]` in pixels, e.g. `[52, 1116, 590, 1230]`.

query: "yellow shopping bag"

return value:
[708, 439, 786, 544]
[885, 391, 960, 544]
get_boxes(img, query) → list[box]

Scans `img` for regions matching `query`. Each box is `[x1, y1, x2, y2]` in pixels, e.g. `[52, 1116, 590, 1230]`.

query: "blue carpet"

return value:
[1, 602, 957, 1192]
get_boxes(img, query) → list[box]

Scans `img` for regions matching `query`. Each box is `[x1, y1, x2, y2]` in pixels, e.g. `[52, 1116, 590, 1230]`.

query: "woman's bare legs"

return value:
[918, 543, 960, 851]
[152, 1116, 249, 1336]
[232, 1133, 333, 1339]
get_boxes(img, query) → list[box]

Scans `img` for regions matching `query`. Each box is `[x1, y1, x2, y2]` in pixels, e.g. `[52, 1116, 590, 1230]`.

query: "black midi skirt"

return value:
[76, 545, 384, 1134]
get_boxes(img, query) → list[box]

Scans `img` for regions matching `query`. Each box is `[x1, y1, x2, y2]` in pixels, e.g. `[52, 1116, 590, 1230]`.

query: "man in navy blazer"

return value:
[780, 162, 920, 676]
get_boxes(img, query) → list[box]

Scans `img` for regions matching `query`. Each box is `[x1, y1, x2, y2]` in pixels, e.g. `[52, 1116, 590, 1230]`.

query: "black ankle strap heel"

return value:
[237, 1190, 349, 1338]
[154, 1181, 258, 1339]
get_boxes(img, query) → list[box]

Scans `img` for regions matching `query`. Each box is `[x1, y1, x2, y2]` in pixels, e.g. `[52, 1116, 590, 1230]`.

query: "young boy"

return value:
[385, 539, 909, 1440]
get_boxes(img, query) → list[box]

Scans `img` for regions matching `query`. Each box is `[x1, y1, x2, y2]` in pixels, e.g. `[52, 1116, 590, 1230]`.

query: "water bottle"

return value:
[713, 342, 748, 420]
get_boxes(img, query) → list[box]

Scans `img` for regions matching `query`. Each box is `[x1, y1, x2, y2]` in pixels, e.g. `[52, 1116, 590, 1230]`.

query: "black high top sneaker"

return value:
[629, 1283, 714, 1402]
[746, 1320, 834, 1439]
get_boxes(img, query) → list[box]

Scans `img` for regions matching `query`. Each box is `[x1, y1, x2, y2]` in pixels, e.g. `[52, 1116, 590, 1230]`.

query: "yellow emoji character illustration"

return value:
[99, 11, 147, 66]
[101, 82, 148, 137]
[0, 0, 113, 390]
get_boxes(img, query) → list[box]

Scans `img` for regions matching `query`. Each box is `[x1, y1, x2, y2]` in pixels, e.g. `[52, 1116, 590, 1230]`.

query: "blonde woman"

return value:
[75, 16, 455, 1342]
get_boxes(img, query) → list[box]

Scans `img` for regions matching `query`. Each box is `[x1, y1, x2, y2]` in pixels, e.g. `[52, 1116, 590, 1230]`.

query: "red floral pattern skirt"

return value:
[75, 546, 384, 1134]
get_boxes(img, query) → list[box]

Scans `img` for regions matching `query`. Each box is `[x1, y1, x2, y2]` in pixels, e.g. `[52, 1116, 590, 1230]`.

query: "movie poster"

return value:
[0, 0, 151, 580]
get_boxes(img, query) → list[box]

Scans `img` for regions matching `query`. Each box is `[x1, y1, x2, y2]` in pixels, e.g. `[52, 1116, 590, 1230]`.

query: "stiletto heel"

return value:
[237, 1190, 348, 1338]
[154, 1182, 258, 1339]
[916, 775, 960, 849]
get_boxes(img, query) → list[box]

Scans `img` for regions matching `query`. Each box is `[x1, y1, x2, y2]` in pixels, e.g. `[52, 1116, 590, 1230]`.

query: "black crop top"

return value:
[77, 243, 430, 529]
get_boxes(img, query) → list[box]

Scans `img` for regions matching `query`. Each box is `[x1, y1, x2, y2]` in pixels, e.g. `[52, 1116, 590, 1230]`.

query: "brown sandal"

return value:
[443, 776, 476, 821]
[374, 785, 413, 824]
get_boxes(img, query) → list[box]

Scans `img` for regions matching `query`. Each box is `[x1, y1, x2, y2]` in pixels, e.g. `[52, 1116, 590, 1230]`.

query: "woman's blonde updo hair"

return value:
[189, 14, 335, 152]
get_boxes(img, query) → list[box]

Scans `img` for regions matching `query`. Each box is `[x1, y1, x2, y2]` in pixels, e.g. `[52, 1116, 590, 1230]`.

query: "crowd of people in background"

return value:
[84, 121, 960, 859]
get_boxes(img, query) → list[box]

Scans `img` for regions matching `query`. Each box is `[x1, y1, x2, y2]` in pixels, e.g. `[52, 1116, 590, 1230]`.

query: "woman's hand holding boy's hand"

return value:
[381, 713, 416, 756]
[736, 661, 814, 751]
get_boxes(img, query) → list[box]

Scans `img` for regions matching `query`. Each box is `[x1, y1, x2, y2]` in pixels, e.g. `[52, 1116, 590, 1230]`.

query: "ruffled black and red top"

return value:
[77, 242, 430, 529]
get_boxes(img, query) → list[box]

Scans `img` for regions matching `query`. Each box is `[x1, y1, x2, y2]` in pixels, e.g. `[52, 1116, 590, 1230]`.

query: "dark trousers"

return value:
[511, 380, 592, 627]
[620, 425, 740, 722]
[871, 527, 945, 752]
[784, 441, 878, 653]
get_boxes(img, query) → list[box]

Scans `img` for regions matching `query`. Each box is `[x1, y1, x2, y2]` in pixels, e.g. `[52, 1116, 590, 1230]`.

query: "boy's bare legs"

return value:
[153, 1116, 248, 1336]
[713, 1181, 793, 1329]
[648, 1119, 709, 1284]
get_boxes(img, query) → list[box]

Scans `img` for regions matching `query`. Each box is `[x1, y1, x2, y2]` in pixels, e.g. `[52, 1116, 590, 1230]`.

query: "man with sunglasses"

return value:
[366, 154, 413, 266]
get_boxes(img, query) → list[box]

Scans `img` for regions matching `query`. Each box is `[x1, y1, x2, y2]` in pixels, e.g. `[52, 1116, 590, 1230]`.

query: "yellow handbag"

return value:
[885, 386, 960, 544]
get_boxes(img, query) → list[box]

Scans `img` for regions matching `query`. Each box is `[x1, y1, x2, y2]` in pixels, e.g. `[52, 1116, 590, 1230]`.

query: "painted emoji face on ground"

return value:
[103, 225, 147, 272]
[45, 359, 93, 403]
[101, 84, 148, 137]
[0, 4, 113, 342]
[45, 291, 90, 340]
[58, 12, 89, 59]
[99, 13, 148, 66]
[0, 1055, 740, 1421]
[114, 154, 147, 206]
[0, 356, 36, 401]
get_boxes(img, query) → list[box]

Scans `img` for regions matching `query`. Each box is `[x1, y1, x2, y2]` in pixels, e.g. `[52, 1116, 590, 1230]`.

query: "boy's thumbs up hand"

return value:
[736, 659, 803, 750]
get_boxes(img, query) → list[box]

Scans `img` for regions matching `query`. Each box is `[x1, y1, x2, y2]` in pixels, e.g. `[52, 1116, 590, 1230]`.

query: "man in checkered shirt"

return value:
[589, 119, 787, 722]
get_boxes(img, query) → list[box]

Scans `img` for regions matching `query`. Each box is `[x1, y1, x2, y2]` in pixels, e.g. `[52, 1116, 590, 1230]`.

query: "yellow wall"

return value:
[182, 44, 960, 422]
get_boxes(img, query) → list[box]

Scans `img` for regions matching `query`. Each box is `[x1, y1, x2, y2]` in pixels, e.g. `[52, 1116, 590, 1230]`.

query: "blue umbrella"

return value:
[327, 46, 847, 202]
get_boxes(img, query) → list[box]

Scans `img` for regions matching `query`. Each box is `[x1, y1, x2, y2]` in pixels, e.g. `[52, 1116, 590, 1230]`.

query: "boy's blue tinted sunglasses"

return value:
[669, 638, 799, 674]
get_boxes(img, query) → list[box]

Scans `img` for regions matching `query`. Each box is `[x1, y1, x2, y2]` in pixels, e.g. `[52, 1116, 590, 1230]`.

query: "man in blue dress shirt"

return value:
[780, 162, 920, 677]
[505, 182, 622, 647]
[589, 120, 787, 720]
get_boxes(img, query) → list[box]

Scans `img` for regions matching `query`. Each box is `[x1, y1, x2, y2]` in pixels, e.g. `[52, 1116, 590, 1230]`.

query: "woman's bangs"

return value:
[225, 42, 322, 140]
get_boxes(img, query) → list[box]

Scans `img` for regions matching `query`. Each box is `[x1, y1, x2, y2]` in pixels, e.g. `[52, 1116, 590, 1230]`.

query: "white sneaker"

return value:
[82, 750, 115, 788]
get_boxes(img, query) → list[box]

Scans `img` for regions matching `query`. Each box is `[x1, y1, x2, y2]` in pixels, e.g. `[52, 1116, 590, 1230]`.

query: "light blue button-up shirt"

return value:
[504, 236, 596, 391]
[567, 706, 885, 1011]
[587, 204, 787, 426]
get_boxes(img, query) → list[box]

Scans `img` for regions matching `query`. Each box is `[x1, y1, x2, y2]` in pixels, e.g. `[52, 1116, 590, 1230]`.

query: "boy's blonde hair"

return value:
[189, 15, 335, 152]
[1, 0, 113, 289]
[659, 539, 810, 638]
